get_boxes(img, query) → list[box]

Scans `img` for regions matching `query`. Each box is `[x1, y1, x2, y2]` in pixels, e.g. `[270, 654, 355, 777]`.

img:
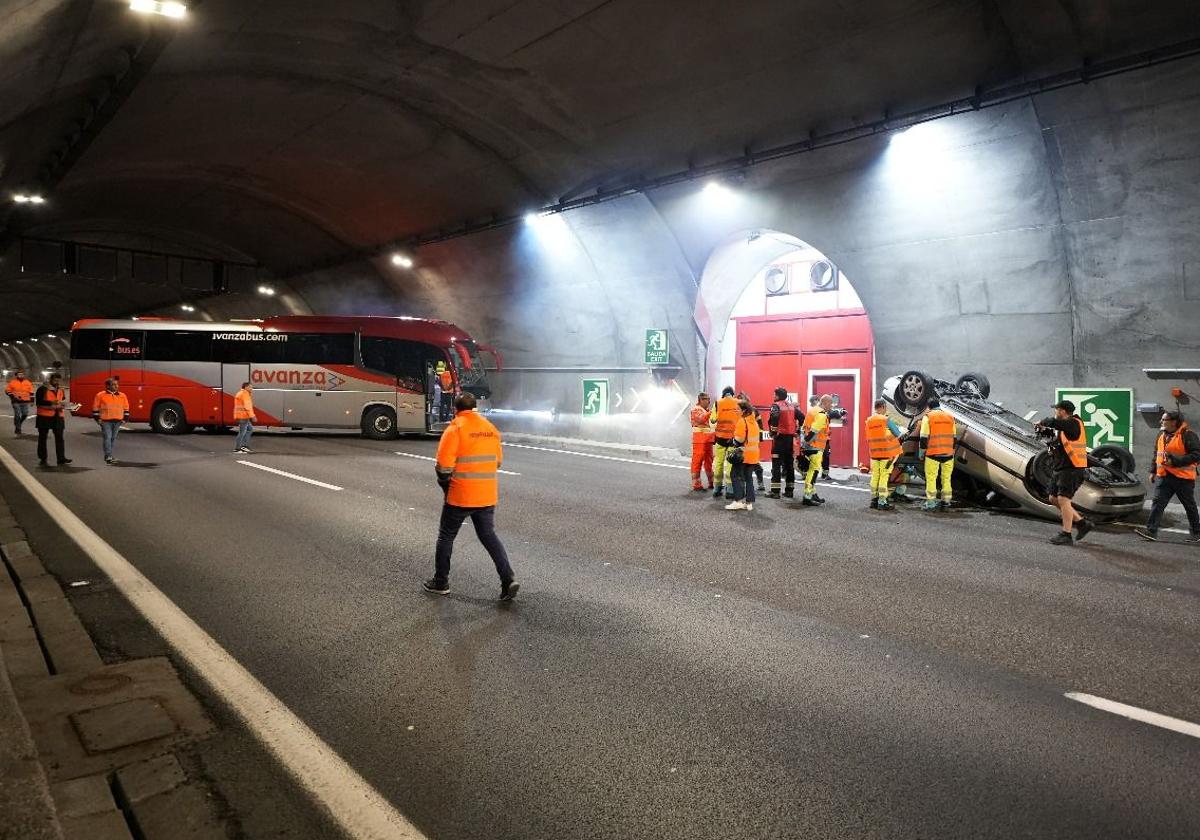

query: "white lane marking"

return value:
[237, 461, 343, 491]
[394, 450, 519, 476]
[503, 442, 689, 469]
[1065, 692, 1200, 740]
[0, 446, 424, 839]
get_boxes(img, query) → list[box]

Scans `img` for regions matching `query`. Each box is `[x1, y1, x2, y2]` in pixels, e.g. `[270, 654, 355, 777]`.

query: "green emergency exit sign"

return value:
[645, 329, 669, 365]
[1053, 387, 1134, 450]
[582, 379, 609, 418]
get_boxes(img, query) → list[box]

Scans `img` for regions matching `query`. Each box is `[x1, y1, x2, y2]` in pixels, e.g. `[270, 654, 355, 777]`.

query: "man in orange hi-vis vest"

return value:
[1035, 399, 1097, 545]
[424, 392, 519, 602]
[92, 377, 131, 464]
[710, 386, 741, 498]
[689, 392, 715, 491]
[5, 367, 35, 435]
[233, 381, 257, 453]
[1136, 410, 1200, 543]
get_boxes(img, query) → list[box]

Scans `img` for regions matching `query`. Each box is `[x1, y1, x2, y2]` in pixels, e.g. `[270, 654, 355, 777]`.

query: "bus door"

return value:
[221, 364, 249, 425]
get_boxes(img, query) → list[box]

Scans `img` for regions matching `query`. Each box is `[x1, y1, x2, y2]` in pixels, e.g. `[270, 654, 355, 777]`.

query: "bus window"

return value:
[145, 330, 213, 362]
[284, 333, 354, 365]
[450, 340, 490, 394]
[360, 336, 438, 393]
[71, 329, 110, 360]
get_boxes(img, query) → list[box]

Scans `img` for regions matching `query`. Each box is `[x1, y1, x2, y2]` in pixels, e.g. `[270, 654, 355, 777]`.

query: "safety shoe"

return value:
[37, 459, 47, 466]
[869, 498, 879, 509]
[712, 489, 724, 499]
[1134, 528, 1158, 542]
[692, 485, 705, 492]
[801, 497, 819, 507]
[939, 500, 952, 510]
[782, 488, 794, 499]
[767, 490, 781, 499]
[1074, 519, 1095, 541]
[923, 500, 940, 511]
[422, 579, 450, 595]
[725, 500, 746, 511]
[878, 499, 892, 510]
[500, 581, 520, 602]
[811, 494, 826, 505]
[1049, 531, 1074, 546]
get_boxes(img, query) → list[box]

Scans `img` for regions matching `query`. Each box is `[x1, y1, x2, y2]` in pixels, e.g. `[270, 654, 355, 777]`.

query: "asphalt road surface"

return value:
[2, 420, 1199, 840]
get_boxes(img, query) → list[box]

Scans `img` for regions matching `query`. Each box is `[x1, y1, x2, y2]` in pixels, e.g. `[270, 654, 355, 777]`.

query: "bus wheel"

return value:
[362, 406, 398, 440]
[151, 401, 191, 435]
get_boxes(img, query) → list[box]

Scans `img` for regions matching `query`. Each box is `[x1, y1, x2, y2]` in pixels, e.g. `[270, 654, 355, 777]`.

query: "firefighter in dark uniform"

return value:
[767, 387, 802, 498]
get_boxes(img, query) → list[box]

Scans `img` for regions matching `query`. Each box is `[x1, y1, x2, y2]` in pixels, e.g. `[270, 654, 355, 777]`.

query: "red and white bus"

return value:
[68, 316, 500, 438]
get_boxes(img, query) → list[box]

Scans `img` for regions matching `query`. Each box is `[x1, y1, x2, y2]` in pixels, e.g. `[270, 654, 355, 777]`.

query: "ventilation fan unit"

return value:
[809, 259, 839, 292]
[764, 266, 789, 296]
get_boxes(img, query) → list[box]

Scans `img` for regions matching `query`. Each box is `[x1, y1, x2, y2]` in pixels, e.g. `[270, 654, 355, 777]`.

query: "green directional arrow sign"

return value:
[582, 378, 610, 418]
[644, 329, 669, 365]
[1054, 387, 1134, 450]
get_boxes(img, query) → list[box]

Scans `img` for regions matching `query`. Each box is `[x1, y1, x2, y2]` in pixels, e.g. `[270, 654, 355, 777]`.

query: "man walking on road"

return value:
[1035, 399, 1096, 545]
[92, 378, 130, 464]
[689, 391, 715, 491]
[233, 382, 256, 453]
[5, 367, 34, 435]
[424, 392, 519, 601]
[35, 373, 71, 467]
[1136, 411, 1200, 542]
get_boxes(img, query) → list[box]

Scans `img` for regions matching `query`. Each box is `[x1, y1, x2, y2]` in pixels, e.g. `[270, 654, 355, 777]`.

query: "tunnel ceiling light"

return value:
[180, 304, 195, 312]
[257, 285, 276, 296]
[129, 0, 187, 18]
[390, 253, 414, 269]
[13, 193, 45, 204]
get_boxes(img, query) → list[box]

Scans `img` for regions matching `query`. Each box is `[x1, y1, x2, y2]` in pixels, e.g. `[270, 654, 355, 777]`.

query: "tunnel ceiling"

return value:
[2, 0, 1199, 341]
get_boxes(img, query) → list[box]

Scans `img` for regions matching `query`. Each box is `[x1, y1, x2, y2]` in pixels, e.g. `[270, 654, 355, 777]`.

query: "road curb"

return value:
[0, 494, 228, 840]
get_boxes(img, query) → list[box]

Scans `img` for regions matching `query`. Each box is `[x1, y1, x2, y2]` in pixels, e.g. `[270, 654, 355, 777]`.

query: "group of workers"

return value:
[690, 385, 959, 512]
[687, 385, 1200, 545]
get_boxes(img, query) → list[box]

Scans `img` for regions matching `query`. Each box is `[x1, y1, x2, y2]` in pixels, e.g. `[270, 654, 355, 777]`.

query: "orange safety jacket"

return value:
[690, 404, 714, 444]
[5, 377, 34, 402]
[1060, 418, 1088, 469]
[1156, 423, 1198, 480]
[733, 415, 762, 465]
[93, 391, 130, 421]
[924, 409, 956, 457]
[438, 370, 453, 390]
[36, 387, 66, 418]
[866, 414, 902, 460]
[436, 409, 503, 507]
[233, 389, 255, 421]
[802, 408, 830, 452]
[713, 396, 740, 441]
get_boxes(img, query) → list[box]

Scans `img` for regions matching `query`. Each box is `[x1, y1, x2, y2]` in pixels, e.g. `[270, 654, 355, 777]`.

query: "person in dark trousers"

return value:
[35, 373, 72, 467]
[6, 368, 35, 434]
[1035, 399, 1095, 545]
[424, 392, 519, 601]
[767, 387, 801, 498]
[1136, 411, 1200, 542]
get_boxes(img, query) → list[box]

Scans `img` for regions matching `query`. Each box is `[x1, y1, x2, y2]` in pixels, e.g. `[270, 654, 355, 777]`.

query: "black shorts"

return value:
[1051, 468, 1087, 499]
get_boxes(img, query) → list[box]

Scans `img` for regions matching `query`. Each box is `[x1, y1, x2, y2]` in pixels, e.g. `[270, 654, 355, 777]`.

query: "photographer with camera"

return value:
[1034, 400, 1096, 545]
[1135, 411, 1200, 542]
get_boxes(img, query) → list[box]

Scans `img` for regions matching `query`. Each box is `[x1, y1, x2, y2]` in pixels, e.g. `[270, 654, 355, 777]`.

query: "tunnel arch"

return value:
[694, 229, 877, 468]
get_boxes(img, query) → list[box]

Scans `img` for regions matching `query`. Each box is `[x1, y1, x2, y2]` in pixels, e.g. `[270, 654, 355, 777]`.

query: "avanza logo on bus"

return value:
[252, 369, 344, 389]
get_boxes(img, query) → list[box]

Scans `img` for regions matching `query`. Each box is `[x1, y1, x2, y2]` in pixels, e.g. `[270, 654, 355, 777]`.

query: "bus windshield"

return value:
[450, 340, 489, 393]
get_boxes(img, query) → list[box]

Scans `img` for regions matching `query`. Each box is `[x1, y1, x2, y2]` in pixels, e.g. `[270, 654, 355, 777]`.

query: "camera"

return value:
[828, 407, 847, 420]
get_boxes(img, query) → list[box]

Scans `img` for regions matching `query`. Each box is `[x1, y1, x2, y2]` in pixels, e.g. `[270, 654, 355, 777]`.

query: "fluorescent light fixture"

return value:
[13, 193, 45, 204]
[15, 340, 23, 344]
[46, 334, 56, 338]
[29, 338, 38, 343]
[180, 304, 195, 312]
[257, 285, 276, 296]
[390, 253, 414, 269]
[129, 0, 187, 18]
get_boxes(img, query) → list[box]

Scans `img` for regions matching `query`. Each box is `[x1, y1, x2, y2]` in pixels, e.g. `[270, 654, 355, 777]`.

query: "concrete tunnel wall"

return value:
[280, 59, 1196, 459]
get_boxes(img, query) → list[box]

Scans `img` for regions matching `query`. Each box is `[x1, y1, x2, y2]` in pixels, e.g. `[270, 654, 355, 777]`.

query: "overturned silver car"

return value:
[881, 371, 1146, 521]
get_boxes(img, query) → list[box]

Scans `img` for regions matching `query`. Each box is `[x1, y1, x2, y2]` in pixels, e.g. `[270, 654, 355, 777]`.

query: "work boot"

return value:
[878, 498, 892, 510]
[1134, 528, 1158, 541]
[712, 488, 724, 499]
[801, 497, 819, 507]
[923, 500, 940, 511]
[939, 500, 952, 510]
[782, 487, 794, 499]
[768, 490, 781, 499]
[820, 472, 832, 482]
[692, 485, 705, 492]
[869, 498, 879, 509]
[422, 579, 450, 594]
[1074, 519, 1095, 541]
[811, 494, 826, 505]
[1049, 531, 1074, 546]
[500, 581, 520, 602]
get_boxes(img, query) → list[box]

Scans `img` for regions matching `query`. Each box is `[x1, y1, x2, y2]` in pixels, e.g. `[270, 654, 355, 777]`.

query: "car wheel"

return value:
[1090, 444, 1136, 474]
[150, 401, 189, 435]
[955, 372, 991, 399]
[895, 370, 933, 414]
[1025, 450, 1055, 503]
[362, 406, 398, 440]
